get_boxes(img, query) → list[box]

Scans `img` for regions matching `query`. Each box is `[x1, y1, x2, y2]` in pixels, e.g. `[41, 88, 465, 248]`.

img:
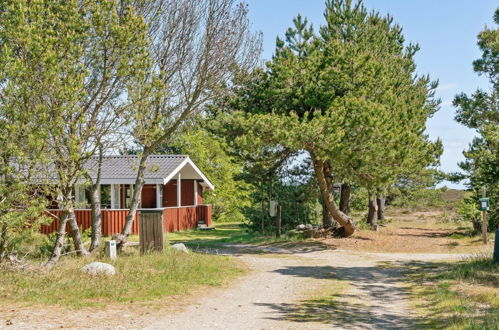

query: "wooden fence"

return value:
[41, 205, 212, 236]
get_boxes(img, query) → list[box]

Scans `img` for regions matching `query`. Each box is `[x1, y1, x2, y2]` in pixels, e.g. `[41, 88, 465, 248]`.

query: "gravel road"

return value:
[145, 245, 467, 330]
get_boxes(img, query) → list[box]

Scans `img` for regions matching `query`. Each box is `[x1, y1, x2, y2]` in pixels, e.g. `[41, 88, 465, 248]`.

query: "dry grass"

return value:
[407, 255, 498, 329]
[0, 249, 244, 309]
[318, 209, 494, 254]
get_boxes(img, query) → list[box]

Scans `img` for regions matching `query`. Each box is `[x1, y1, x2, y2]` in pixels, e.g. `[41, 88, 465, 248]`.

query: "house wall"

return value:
[141, 184, 157, 208]
[197, 182, 204, 205]
[163, 180, 203, 207]
[163, 181, 177, 207]
[181, 180, 195, 206]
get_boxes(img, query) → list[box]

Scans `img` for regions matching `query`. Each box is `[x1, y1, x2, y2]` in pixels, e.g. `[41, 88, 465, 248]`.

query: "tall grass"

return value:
[0, 249, 243, 308]
[410, 254, 498, 329]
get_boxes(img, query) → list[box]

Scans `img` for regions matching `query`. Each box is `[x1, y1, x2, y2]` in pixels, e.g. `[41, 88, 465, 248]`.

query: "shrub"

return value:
[456, 199, 482, 233]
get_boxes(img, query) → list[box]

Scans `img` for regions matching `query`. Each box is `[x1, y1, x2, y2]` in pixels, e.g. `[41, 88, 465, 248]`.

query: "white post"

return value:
[110, 184, 115, 209]
[156, 184, 163, 208]
[194, 180, 198, 206]
[177, 173, 181, 207]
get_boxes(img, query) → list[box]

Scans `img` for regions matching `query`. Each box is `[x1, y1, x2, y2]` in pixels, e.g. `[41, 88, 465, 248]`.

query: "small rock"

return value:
[80, 262, 116, 276]
[171, 243, 189, 253]
[296, 224, 306, 230]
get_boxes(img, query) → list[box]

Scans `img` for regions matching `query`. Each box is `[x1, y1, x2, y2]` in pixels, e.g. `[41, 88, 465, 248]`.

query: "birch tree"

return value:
[115, 0, 262, 247]
[0, 0, 150, 266]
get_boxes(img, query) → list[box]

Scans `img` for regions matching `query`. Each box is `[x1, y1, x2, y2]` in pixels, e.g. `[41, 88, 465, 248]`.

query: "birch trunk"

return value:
[67, 204, 90, 256]
[45, 211, 70, 268]
[115, 152, 148, 249]
[89, 184, 101, 252]
[89, 149, 103, 252]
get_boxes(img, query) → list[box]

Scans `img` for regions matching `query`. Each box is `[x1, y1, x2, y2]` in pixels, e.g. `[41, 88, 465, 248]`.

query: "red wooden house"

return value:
[42, 155, 213, 236]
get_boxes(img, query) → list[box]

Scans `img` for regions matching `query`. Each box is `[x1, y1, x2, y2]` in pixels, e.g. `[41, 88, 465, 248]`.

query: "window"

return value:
[100, 184, 111, 209]
[124, 184, 134, 208]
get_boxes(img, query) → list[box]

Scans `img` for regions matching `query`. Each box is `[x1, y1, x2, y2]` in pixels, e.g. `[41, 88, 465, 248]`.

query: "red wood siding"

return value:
[141, 184, 157, 208]
[197, 183, 204, 205]
[163, 181, 177, 207]
[181, 180, 195, 206]
[41, 205, 212, 235]
[162, 205, 211, 232]
[41, 209, 140, 236]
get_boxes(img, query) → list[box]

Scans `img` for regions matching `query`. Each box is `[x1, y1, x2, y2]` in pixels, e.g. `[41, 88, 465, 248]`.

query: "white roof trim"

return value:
[163, 157, 215, 191]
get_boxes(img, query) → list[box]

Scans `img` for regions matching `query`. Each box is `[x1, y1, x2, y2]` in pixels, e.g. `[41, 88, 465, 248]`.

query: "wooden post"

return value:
[482, 187, 488, 244]
[139, 210, 164, 254]
[275, 205, 281, 238]
[494, 230, 499, 262]
[177, 173, 181, 207]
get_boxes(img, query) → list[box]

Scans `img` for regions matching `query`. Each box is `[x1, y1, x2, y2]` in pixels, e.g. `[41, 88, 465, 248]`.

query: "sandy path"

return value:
[0, 245, 468, 329]
[146, 246, 467, 330]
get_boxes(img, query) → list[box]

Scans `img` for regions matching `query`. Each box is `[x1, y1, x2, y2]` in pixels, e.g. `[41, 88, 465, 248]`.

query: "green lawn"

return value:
[163, 221, 288, 249]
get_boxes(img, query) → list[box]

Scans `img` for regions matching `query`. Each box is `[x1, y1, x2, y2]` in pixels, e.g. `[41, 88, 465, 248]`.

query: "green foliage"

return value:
[213, 0, 440, 231]
[454, 7, 499, 230]
[456, 199, 482, 233]
[166, 125, 253, 222]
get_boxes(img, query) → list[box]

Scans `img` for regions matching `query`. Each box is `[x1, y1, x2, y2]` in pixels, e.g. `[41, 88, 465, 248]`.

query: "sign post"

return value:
[269, 200, 281, 238]
[479, 187, 490, 244]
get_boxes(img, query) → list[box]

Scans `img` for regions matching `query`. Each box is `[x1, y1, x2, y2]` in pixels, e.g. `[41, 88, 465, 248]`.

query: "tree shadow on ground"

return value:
[260, 259, 498, 329]
[255, 262, 416, 329]
[192, 240, 332, 256]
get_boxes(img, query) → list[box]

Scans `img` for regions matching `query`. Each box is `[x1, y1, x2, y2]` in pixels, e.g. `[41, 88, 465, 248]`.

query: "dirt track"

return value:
[2, 215, 490, 329]
[145, 245, 468, 330]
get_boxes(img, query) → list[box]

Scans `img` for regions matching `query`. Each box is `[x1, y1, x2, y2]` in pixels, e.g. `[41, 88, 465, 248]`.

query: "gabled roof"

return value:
[85, 155, 214, 189]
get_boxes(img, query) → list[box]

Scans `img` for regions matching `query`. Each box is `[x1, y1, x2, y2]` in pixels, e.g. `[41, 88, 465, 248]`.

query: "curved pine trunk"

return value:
[339, 183, 351, 215]
[311, 153, 355, 236]
[322, 202, 334, 228]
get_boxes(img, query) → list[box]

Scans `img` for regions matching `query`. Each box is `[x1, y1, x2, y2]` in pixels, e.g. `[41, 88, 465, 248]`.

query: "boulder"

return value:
[80, 262, 116, 276]
[305, 224, 313, 230]
[171, 243, 189, 253]
[296, 224, 306, 230]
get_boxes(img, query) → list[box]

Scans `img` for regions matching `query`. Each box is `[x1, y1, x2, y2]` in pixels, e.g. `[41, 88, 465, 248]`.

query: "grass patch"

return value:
[164, 222, 292, 249]
[0, 249, 243, 309]
[287, 280, 350, 323]
[407, 255, 499, 329]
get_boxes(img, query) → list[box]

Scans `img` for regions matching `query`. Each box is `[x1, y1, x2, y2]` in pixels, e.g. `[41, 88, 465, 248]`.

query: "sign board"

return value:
[479, 198, 490, 211]
[105, 240, 117, 260]
[269, 200, 278, 217]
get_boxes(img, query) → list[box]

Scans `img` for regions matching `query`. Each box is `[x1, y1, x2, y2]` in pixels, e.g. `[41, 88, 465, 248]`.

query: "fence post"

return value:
[139, 209, 164, 254]
[276, 205, 281, 238]
[494, 230, 499, 263]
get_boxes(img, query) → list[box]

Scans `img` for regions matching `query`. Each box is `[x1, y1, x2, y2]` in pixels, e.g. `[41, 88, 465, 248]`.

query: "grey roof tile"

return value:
[86, 155, 188, 181]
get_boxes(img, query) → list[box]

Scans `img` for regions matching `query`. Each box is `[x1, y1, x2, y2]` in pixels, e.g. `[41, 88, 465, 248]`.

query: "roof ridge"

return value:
[90, 154, 188, 159]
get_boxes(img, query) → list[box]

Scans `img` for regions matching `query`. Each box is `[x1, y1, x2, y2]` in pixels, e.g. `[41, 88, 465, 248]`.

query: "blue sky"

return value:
[245, 0, 497, 188]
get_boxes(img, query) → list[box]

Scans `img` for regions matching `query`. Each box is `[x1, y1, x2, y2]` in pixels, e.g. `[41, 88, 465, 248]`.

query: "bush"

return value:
[456, 199, 482, 233]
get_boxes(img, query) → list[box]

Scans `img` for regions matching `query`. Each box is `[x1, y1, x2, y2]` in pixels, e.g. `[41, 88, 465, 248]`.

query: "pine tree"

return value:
[454, 8, 499, 229]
